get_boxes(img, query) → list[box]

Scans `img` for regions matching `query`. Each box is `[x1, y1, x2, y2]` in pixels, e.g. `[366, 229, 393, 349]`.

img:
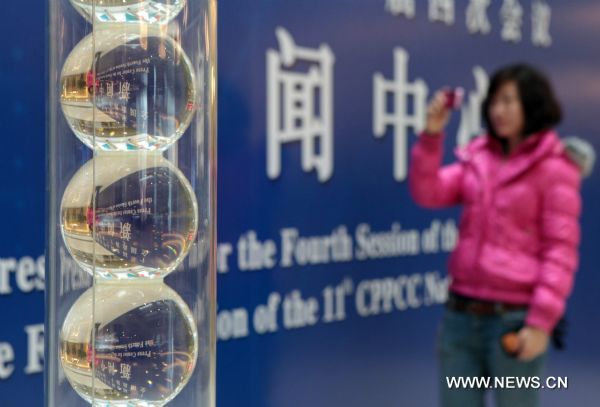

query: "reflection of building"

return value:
[61, 340, 90, 370]
[61, 70, 133, 143]
[62, 204, 134, 272]
[61, 73, 90, 102]
[62, 206, 90, 235]
[60, 325, 124, 401]
[61, 72, 137, 140]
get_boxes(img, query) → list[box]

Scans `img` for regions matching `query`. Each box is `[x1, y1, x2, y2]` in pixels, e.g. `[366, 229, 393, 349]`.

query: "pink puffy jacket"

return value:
[409, 129, 582, 334]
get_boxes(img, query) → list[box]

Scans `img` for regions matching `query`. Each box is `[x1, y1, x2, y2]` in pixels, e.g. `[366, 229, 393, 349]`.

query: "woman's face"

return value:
[488, 81, 525, 141]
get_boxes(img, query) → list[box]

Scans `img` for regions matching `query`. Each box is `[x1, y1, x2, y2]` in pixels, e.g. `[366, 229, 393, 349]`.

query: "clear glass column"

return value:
[47, 1, 217, 406]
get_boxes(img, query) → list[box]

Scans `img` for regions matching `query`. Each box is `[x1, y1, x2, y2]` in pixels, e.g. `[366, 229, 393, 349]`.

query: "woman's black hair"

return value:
[482, 64, 562, 146]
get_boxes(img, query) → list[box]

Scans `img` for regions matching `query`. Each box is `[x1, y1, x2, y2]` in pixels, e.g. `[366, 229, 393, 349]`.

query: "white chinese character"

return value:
[386, 0, 416, 19]
[373, 48, 428, 181]
[106, 221, 115, 236]
[500, 0, 523, 43]
[532, 0, 552, 47]
[457, 66, 489, 147]
[120, 222, 132, 241]
[120, 363, 132, 380]
[106, 81, 114, 98]
[429, 0, 454, 25]
[466, 0, 491, 34]
[119, 81, 131, 101]
[266, 27, 335, 182]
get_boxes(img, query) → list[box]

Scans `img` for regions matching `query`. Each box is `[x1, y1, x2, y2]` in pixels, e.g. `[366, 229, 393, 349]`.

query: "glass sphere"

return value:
[60, 282, 198, 406]
[70, 0, 186, 25]
[60, 26, 197, 151]
[61, 152, 198, 279]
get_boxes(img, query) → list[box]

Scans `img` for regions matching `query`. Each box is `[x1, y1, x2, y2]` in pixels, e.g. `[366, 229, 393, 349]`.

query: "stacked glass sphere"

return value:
[59, 1, 199, 405]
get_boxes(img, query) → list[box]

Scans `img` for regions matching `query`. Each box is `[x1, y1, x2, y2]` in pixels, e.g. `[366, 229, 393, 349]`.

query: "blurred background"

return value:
[1, 0, 599, 405]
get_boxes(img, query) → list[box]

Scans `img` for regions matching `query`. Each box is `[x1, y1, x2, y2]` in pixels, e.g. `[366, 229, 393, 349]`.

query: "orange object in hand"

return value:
[501, 332, 521, 357]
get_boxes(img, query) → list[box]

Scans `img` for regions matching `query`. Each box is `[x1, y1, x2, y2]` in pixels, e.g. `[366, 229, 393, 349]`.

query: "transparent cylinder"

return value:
[46, 1, 216, 406]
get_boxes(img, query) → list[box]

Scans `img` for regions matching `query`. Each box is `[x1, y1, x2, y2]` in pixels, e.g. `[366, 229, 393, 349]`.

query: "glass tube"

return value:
[47, 1, 216, 406]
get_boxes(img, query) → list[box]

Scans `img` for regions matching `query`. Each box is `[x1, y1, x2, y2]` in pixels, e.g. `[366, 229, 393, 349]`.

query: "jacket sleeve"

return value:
[525, 161, 582, 334]
[408, 131, 464, 208]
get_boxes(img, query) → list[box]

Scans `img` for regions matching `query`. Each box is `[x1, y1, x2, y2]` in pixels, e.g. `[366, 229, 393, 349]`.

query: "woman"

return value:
[408, 64, 582, 407]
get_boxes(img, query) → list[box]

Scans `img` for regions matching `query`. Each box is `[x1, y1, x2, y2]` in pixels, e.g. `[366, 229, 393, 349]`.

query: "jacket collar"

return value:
[454, 129, 563, 186]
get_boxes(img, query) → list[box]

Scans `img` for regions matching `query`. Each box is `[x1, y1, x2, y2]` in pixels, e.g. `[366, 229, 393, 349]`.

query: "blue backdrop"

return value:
[1, 1, 600, 406]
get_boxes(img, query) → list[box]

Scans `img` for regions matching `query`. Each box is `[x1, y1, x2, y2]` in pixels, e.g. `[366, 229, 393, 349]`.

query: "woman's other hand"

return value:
[517, 325, 550, 361]
[425, 90, 452, 135]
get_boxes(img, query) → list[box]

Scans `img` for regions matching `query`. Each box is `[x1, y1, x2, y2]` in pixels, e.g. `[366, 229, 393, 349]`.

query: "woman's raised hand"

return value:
[424, 90, 452, 136]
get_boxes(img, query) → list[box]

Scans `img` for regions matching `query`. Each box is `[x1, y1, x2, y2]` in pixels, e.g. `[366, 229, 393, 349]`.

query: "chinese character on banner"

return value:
[266, 27, 335, 182]
[106, 81, 114, 98]
[120, 222, 132, 241]
[429, 0, 455, 25]
[466, 0, 491, 34]
[500, 0, 524, 43]
[532, 0, 552, 47]
[457, 66, 489, 147]
[119, 81, 131, 101]
[373, 48, 428, 181]
[386, 0, 416, 19]
[120, 363, 132, 381]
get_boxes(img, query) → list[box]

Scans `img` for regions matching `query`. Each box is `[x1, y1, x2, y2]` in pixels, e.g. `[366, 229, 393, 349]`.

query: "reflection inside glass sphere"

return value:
[60, 282, 198, 406]
[60, 26, 197, 151]
[61, 153, 198, 279]
[70, 0, 186, 25]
